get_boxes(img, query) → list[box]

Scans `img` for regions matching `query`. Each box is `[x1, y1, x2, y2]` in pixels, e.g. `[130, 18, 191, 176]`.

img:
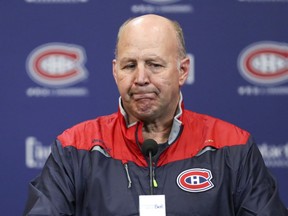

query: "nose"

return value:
[134, 65, 150, 86]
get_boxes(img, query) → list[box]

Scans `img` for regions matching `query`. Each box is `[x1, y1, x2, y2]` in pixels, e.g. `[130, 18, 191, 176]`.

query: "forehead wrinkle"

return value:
[118, 52, 165, 63]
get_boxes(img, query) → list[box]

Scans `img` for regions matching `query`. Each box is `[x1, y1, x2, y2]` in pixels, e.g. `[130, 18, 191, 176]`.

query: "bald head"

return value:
[114, 14, 186, 60]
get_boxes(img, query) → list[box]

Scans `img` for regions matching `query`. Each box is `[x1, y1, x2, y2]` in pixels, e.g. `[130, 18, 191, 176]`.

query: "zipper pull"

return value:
[153, 178, 158, 188]
[152, 168, 158, 188]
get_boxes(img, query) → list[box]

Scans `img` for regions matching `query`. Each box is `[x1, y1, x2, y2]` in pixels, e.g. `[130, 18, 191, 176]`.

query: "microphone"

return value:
[141, 139, 158, 195]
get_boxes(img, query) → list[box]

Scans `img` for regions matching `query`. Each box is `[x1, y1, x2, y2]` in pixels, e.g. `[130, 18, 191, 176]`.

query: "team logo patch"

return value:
[177, 168, 214, 192]
[26, 43, 88, 87]
[238, 41, 288, 86]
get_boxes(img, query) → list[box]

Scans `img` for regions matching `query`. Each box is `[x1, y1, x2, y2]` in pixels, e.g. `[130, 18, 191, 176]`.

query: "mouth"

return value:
[131, 92, 156, 101]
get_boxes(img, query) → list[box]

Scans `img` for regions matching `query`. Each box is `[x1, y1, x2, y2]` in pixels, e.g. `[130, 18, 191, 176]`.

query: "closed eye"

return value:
[147, 61, 163, 69]
[122, 63, 136, 70]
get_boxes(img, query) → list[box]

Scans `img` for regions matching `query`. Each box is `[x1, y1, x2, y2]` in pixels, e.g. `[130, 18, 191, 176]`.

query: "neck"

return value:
[142, 118, 173, 144]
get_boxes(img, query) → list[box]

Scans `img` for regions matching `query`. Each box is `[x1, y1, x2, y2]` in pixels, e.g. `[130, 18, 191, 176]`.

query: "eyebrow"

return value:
[119, 55, 165, 62]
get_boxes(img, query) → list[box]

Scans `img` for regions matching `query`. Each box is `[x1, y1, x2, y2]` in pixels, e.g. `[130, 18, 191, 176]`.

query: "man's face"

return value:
[113, 17, 189, 124]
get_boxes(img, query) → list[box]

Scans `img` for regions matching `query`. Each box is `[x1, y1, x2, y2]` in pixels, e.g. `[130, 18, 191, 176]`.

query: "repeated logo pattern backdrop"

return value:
[0, 0, 287, 214]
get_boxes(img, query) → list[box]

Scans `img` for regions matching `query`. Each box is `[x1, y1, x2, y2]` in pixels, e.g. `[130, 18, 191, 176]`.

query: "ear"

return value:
[112, 59, 118, 84]
[178, 57, 190, 86]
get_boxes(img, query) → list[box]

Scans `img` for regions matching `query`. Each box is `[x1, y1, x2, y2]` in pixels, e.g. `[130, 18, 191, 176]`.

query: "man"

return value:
[24, 14, 288, 215]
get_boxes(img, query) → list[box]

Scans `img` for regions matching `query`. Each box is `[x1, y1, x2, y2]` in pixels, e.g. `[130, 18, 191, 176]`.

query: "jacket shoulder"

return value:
[57, 113, 118, 150]
[184, 110, 251, 148]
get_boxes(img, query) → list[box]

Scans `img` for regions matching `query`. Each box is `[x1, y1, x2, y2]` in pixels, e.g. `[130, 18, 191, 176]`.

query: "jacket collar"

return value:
[118, 92, 184, 145]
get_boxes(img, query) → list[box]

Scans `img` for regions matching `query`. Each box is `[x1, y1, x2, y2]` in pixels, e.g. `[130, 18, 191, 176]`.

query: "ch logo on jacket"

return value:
[177, 168, 214, 192]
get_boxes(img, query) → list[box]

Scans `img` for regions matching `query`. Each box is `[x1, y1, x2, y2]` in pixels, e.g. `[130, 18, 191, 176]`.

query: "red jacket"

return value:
[23, 101, 288, 215]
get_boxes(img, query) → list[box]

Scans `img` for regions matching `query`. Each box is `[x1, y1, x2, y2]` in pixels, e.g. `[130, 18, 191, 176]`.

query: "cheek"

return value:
[115, 75, 133, 94]
[156, 73, 177, 87]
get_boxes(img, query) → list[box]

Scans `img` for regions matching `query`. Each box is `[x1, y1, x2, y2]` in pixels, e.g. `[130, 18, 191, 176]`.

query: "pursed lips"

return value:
[130, 92, 156, 100]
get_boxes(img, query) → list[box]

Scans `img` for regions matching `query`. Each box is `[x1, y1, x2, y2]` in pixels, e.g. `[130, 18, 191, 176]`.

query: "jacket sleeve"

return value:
[234, 138, 288, 216]
[23, 140, 76, 216]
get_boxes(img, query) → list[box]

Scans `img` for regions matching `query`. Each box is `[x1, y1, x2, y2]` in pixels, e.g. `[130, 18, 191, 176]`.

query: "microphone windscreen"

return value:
[141, 139, 158, 157]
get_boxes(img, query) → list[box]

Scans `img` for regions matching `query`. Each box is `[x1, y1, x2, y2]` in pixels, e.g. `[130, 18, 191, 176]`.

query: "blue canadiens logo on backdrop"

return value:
[176, 168, 214, 193]
[26, 43, 88, 88]
[238, 41, 288, 86]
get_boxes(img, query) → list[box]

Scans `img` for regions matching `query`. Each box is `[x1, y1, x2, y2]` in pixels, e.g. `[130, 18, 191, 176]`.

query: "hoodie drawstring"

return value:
[123, 162, 132, 189]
